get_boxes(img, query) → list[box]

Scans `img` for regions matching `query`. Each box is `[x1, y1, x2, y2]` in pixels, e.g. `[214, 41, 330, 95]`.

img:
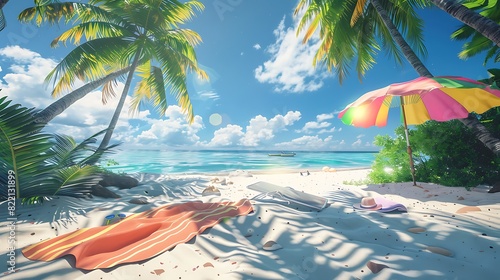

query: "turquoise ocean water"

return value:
[104, 150, 377, 175]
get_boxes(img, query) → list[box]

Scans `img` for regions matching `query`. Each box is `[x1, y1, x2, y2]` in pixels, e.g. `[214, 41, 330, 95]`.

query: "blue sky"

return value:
[0, 1, 496, 151]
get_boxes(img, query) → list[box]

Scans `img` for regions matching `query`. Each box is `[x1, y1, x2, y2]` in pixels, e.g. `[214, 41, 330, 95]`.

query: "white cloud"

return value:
[240, 111, 301, 146]
[317, 127, 338, 134]
[317, 113, 334, 122]
[254, 15, 332, 93]
[206, 124, 245, 147]
[352, 139, 362, 147]
[253, 44, 261, 50]
[133, 106, 203, 147]
[0, 46, 58, 108]
[351, 134, 374, 149]
[296, 113, 338, 134]
[197, 90, 220, 100]
[296, 121, 330, 133]
[0, 45, 43, 62]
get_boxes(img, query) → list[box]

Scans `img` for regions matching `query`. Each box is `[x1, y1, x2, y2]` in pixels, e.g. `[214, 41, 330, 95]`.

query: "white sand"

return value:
[1, 168, 499, 279]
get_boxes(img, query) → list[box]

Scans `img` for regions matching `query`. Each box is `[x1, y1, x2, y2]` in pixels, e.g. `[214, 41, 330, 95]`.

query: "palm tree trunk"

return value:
[431, 0, 500, 47]
[34, 67, 130, 125]
[370, 0, 432, 77]
[97, 52, 142, 151]
[371, 0, 500, 157]
[0, 0, 9, 9]
[460, 116, 500, 155]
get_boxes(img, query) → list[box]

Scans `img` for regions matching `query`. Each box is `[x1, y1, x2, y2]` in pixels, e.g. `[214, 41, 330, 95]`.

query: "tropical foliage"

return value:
[369, 119, 500, 188]
[369, 69, 500, 187]
[0, 96, 116, 204]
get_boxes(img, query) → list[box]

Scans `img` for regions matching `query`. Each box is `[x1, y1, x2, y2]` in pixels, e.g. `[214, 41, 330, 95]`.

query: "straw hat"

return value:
[353, 197, 382, 211]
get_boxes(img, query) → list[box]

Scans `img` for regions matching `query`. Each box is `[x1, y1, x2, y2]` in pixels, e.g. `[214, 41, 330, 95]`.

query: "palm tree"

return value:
[296, 0, 500, 157]
[19, 0, 207, 151]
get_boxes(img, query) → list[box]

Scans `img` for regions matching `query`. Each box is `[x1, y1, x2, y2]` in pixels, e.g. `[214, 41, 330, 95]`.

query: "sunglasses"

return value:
[105, 213, 126, 225]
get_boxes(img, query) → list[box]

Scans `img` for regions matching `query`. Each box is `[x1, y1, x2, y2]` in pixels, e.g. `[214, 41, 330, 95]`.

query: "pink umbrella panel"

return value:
[338, 76, 500, 128]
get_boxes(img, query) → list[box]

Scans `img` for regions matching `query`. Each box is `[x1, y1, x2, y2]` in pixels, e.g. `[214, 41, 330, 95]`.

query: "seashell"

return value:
[456, 206, 481, 214]
[366, 261, 389, 274]
[203, 262, 214, 268]
[408, 227, 426, 234]
[152, 269, 165, 275]
[202, 186, 221, 196]
[262, 240, 282, 251]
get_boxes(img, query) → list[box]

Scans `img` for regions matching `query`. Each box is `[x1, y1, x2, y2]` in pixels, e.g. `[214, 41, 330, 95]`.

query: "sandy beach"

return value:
[1, 168, 499, 280]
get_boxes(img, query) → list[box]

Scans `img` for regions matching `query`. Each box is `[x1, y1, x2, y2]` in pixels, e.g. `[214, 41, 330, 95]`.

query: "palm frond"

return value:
[0, 97, 109, 203]
[18, 1, 79, 26]
[350, 0, 367, 26]
[46, 38, 132, 96]
[0, 97, 53, 200]
[52, 21, 131, 46]
[50, 165, 101, 197]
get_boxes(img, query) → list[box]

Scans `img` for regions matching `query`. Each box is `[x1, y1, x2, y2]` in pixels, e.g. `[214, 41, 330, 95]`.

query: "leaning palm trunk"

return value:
[34, 67, 130, 125]
[430, 0, 500, 47]
[97, 51, 142, 152]
[371, 0, 500, 157]
[370, 0, 433, 78]
[0, 0, 9, 9]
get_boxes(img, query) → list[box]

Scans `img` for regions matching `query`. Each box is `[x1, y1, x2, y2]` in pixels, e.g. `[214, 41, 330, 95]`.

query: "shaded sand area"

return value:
[1, 169, 499, 279]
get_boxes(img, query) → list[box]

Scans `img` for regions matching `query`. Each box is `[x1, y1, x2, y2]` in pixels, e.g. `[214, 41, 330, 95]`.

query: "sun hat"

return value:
[353, 197, 383, 211]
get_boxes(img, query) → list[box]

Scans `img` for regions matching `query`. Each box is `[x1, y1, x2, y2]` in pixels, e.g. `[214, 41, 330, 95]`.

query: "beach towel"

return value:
[247, 181, 328, 211]
[22, 199, 253, 270]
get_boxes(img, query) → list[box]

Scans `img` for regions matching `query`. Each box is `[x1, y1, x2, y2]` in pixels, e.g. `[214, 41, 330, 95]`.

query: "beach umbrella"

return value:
[338, 76, 500, 185]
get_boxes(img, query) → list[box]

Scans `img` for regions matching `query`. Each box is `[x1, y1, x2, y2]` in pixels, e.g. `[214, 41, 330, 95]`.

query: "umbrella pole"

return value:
[400, 97, 417, 186]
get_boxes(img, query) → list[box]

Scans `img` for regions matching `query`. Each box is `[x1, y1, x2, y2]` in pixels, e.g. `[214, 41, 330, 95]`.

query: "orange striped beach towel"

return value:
[22, 199, 253, 270]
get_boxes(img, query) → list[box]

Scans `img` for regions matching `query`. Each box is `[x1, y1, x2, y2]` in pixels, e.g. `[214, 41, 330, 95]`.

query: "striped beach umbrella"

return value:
[338, 76, 500, 185]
